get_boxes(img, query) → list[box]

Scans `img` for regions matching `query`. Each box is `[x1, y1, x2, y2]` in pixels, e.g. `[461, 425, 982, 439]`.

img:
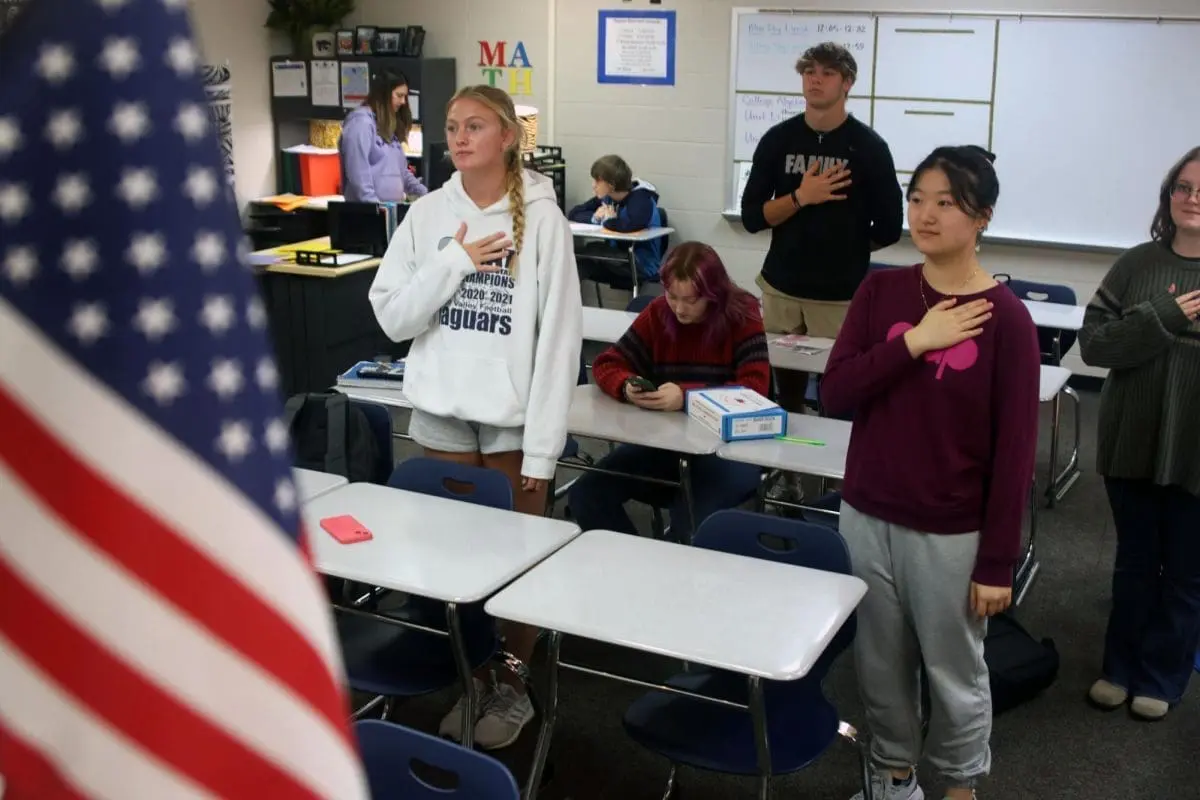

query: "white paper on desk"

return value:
[310, 59, 340, 106]
[774, 335, 830, 354]
[271, 61, 308, 98]
[331, 253, 372, 266]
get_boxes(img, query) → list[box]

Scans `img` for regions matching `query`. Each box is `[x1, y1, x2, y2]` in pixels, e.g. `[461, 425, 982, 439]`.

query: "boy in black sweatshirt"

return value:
[740, 42, 903, 419]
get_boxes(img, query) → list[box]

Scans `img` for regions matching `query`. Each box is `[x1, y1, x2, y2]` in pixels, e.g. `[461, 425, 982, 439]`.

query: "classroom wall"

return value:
[189, 0, 279, 206]
[350, 0, 553, 137]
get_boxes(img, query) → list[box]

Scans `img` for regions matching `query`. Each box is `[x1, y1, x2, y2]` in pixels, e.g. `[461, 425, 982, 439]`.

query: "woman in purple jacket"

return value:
[338, 72, 428, 203]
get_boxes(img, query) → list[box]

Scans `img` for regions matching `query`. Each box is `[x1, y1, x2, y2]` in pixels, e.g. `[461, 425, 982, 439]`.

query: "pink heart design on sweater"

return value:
[887, 321, 979, 380]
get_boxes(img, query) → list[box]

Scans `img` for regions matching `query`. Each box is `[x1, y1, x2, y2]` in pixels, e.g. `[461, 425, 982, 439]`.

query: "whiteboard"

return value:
[734, 93, 872, 162]
[728, 10, 876, 212]
[726, 9, 1200, 250]
[988, 18, 1200, 248]
[734, 12, 875, 94]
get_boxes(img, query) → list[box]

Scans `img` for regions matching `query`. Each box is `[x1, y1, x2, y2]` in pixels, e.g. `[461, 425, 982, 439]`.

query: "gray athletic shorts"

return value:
[408, 408, 524, 455]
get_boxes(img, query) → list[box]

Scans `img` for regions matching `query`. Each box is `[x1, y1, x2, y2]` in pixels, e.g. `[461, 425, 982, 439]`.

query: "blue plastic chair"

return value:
[622, 510, 866, 798]
[994, 274, 1083, 508]
[995, 275, 1078, 364]
[355, 719, 519, 799]
[800, 490, 842, 530]
[349, 400, 394, 484]
[387, 458, 514, 509]
[335, 460, 512, 709]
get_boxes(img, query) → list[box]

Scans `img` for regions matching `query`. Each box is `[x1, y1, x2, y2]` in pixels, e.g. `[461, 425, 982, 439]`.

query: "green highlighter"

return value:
[776, 435, 825, 447]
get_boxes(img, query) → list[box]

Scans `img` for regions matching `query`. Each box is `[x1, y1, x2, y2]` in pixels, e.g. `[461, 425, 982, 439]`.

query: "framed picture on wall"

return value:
[374, 28, 403, 56]
[355, 26, 376, 55]
[336, 29, 354, 56]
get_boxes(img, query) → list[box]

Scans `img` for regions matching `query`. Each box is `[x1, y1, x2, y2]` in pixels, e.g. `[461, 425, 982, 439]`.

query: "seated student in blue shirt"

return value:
[568, 154, 663, 286]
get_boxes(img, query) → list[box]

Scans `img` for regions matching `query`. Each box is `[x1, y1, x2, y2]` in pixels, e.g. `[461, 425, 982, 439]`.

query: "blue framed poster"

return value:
[597, 9, 677, 86]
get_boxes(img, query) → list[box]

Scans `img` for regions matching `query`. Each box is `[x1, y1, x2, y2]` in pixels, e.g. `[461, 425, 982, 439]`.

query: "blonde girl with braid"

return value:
[368, 85, 583, 750]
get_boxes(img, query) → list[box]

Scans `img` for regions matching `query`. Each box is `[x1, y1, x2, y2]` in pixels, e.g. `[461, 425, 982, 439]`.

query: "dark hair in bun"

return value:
[908, 145, 1000, 221]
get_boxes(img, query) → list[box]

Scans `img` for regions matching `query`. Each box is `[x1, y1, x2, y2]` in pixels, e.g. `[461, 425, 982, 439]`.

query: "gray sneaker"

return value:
[850, 770, 924, 800]
[437, 677, 490, 742]
[474, 681, 535, 750]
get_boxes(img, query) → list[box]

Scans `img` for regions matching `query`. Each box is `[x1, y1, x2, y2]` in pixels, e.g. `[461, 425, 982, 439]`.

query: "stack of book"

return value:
[336, 360, 406, 390]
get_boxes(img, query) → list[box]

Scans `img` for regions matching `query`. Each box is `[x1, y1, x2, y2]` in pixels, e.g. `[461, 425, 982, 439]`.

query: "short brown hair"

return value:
[590, 154, 633, 192]
[795, 42, 857, 84]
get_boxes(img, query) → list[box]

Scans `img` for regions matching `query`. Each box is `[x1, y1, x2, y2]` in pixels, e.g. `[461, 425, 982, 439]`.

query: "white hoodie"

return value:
[368, 169, 583, 480]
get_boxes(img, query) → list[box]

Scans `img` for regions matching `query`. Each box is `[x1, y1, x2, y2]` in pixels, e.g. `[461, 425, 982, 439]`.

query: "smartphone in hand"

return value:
[628, 376, 658, 392]
[320, 515, 373, 544]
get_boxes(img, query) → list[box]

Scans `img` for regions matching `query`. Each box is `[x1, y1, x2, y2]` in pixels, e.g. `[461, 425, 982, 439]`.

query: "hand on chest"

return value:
[887, 320, 984, 380]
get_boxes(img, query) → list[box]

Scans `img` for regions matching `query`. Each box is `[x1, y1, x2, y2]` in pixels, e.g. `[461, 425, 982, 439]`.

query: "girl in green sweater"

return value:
[1079, 146, 1200, 721]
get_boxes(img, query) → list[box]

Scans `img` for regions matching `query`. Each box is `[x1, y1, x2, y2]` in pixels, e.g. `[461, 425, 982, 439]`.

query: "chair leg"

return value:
[838, 721, 874, 800]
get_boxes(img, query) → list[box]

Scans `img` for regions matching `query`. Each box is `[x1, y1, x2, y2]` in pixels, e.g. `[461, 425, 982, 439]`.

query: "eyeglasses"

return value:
[1171, 182, 1200, 202]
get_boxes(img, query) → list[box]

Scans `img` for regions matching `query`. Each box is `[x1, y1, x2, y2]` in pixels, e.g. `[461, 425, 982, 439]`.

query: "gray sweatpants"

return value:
[840, 502, 993, 787]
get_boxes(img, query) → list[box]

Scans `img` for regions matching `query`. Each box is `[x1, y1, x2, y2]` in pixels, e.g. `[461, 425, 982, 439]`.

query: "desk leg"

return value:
[678, 457, 696, 545]
[748, 676, 773, 800]
[628, 245, 639, 298]
[446, 603, 478, 752]
[1015, 478, 1040, 606]
[1045, 392, 1063, 508]
[1049, 387, 1083, 503]
[525, 630, 562, 800]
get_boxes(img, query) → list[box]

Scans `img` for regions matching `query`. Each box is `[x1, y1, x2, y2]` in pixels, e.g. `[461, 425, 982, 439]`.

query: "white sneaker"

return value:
[437, 677, 489, 742]
[850, 769, 924, 800]
[474, 681, 535, 750]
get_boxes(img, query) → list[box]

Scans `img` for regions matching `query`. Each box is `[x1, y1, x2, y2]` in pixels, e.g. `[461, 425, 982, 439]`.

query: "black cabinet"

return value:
[257, 265, 405, 397]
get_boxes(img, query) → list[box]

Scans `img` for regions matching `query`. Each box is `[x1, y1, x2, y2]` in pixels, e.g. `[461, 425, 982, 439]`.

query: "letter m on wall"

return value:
[479, 40, 506, 66]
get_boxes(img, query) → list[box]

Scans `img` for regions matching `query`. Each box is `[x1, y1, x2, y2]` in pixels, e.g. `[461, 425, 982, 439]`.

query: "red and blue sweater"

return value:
[592, 296, 771, 401]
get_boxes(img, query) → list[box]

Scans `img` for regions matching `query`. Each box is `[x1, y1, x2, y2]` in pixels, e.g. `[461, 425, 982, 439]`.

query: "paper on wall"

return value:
[310, 59, 339, 107]
[271, 61, 307, 98]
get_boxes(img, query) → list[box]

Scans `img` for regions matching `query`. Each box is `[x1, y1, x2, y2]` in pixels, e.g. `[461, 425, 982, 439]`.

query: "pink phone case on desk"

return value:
[320, 515, 373, 544]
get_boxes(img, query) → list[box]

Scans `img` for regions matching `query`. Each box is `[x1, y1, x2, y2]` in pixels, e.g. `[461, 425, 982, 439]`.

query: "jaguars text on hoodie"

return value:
[368, 169, 584, 480]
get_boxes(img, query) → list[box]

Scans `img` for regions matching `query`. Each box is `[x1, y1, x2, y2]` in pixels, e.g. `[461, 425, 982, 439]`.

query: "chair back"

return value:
[656, 207, 670, 260]
[626, 293, 656, 314]
[349, 400, 394, 484]
[693, 509, 856, 673]
[355, 719, 519, 799]
[994, 274, 1078, 363]
[387, 457, 514, 511]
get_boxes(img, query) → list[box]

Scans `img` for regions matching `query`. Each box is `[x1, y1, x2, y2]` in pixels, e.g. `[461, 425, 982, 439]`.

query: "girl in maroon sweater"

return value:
[567, 241, 770, 542]
[821, 146, 1040, 800]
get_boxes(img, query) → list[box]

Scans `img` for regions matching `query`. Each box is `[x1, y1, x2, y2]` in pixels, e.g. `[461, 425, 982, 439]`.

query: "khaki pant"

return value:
[756, 274, 850, 338]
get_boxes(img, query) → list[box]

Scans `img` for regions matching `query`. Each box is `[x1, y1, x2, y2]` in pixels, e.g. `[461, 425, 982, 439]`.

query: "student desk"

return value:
[303, 482, 580, 750]
[485, 530, 867, 799]
[1022, 299, 1085, 334]
[569, 222, 674, 298]
[582, 307, 638, 344]
[567, 384, 722, 538]
[717, 413, 851, 482]
[293, 467, 348, 502]
[767, 335, 836, 374]
[253, 238, 393, 397]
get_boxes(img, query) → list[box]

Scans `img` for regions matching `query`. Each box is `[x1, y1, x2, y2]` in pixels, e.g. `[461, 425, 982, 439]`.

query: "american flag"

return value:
[0, 1, 367, 797]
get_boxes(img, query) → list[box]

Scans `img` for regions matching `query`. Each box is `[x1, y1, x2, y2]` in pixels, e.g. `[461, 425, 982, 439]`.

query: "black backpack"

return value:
[985, 611, 1060, 714]
[284, 392, 379, 483]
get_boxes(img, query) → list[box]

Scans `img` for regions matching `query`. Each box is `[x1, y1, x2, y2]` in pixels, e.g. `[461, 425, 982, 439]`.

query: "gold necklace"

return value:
[920, 264, 979, 310]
